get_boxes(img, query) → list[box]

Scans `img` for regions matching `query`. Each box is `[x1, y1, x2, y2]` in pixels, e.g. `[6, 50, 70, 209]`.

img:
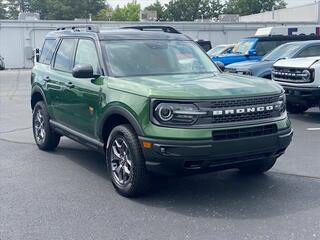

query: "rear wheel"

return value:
[107, 124, 151, 197]
[286, 103, 309, 114]
[238, 157, 277, 174]
[32, 101, 60, 151]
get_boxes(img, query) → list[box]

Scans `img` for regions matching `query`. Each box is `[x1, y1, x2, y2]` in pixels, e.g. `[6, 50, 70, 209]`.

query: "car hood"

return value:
[227, 60, 260, 68]
[213, 53, 243, 59]
[107, 73, 283, 99]
[274, 57, 320, 69]
[227, 60, 274, 71]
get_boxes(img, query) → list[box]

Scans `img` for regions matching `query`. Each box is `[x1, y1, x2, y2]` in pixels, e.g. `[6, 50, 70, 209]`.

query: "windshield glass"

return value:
[262, 43, 302, 61]
[103, 40, 219, 77]
[232, 39, 256, 54]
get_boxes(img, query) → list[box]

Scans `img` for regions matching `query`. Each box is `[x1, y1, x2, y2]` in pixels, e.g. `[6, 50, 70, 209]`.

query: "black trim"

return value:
[139, 127, 293, 175]
[31, 85, 47, 109]
[97, 106, 145, 142]
[50, 120, 105, 152]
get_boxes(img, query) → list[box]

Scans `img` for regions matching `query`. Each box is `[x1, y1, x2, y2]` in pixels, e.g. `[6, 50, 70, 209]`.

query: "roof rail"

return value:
[121, 26, 181, 34]
[56, 25, 100, 33]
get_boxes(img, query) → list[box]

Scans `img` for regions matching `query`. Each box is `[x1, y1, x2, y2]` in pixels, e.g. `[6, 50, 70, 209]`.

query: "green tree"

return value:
[6, 0, 30, 19]
[112, 3, 140, 21]
[93, 4, 113, 21]
[145, 0, 165, 20]
[29, 0, 106, 20]
[224, 0, 287, 16]
[164, 0, 222, 21]
[0, 0, 7, 19]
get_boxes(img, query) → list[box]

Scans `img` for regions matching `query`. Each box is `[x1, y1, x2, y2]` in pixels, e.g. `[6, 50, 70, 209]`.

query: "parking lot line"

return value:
[307, 128, 320, 131]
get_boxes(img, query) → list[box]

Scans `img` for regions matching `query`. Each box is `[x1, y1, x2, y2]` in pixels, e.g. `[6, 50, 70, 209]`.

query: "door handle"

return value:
[66, 82, 75, 89]
[43, 76, 51, 82]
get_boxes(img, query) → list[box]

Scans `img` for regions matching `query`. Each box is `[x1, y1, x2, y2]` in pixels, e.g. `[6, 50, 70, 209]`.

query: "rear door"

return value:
[49, 38, 78, 126]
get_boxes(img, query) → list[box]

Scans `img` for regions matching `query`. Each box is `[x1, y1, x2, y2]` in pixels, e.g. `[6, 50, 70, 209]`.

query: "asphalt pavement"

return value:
[0, 70, 320, 240]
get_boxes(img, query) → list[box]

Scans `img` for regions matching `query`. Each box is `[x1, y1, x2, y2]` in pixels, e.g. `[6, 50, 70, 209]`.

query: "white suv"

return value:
[272, 57, 320, 113]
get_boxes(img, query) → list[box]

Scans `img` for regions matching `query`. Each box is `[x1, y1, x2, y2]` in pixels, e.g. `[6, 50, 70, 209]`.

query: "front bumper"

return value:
[283, 86, 320, 107]
[139, 125, 293, 175]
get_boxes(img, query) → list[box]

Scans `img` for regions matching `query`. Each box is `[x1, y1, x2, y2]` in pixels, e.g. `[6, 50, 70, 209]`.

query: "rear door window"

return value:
[54, 38, 77, 72]
[39, 39, 58, 65]
[296, 45, 320, 58]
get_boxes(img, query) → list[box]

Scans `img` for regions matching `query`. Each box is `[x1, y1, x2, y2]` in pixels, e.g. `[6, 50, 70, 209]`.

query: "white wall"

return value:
[0, 20, 317, 68]
[240, 3, 319, 23]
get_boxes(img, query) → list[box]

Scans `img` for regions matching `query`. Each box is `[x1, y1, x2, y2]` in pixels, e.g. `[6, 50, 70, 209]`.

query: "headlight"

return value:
[275, 93, 286, 113]
[153, 102, 207, 125]
[302, 70, 311, 81]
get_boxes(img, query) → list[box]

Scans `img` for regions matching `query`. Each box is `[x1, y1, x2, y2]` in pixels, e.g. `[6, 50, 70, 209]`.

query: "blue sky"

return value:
[107, 0, 318, 8]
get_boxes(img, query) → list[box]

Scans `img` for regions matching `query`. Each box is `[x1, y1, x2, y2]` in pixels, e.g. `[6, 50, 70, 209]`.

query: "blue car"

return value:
[212, 34, 320, 66]
[225, 40, 320, 79]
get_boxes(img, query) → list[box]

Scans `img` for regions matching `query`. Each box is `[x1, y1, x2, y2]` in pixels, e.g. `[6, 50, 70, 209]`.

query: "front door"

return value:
[60, 38, 103, 137]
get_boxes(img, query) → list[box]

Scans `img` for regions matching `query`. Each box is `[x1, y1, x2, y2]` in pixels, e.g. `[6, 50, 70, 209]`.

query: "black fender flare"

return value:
[97, 106, 145, 143]
[31, 85, 47, 109]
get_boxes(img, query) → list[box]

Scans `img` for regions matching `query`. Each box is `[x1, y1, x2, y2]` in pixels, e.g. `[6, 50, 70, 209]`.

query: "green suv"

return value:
[31, 25, 293, 197]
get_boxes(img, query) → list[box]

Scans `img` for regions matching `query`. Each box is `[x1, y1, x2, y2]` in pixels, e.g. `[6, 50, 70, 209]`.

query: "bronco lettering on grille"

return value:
[213, 105, 275, 116]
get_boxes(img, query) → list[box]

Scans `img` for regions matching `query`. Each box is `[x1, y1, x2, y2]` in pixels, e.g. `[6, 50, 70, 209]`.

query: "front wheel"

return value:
[238, 157, 277, 174]
[32, 101, 60, 151]
[107, 124, 151, 197]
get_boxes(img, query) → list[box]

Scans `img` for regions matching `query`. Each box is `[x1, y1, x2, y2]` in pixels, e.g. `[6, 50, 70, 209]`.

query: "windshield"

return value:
[207, 46, 225, 56]
[262, 43, 302, 61]
[103, 40, 219, 77]
[232, 39, 256, 54]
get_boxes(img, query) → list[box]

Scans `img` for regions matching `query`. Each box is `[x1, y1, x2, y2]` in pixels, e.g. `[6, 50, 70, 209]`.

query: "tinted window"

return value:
[296, 45, 320, 58]
[39, 39, 57, 65]
[255, 40, 286, 56]
[54, 39, 77, 72]
[75, 39, 100, 75]
[262, 42, 302, 61]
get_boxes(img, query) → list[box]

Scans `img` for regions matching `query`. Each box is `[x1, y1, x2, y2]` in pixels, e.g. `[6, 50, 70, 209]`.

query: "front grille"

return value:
[272, 67, 314, 83]
[195, 95, 283, 124]
[198, 95, 279, 108]
[212, 124, 277, 141]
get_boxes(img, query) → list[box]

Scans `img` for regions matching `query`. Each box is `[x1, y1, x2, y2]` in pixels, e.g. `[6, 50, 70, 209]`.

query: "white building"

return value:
[240, 2, 320, 23]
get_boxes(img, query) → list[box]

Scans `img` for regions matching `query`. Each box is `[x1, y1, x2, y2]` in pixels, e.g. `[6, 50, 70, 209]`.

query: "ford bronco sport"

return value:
[31, 25, 293, 197]
[273, 56, 320, 113]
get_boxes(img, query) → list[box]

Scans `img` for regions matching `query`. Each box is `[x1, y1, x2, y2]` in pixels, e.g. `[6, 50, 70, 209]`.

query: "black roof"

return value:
[46, 25, 192, 41]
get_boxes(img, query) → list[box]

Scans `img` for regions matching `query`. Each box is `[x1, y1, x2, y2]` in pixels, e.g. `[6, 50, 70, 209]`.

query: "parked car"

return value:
[0, 55, 5, 70]
[212, 25, 320, 66]
[207, 44, 235, 58]
[225, 40, 320, 79]
[273, 56, 320, 114]
[31, 25, 292, 197]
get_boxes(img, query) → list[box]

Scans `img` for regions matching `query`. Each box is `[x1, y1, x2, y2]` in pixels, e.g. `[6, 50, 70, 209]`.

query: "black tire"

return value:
[238, 157, 277, 174]
[286, 103, 308, 114]
[32, 101, 60, 151]
[107, 124, 151, 197]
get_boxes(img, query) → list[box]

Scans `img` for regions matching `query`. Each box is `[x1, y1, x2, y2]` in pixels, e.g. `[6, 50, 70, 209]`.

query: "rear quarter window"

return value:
[39, 39, 58, 65]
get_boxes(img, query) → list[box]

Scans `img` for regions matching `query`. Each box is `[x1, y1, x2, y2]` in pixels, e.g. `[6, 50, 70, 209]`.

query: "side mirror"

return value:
[34, 48, 40, 63]
[226, 48, 232, 54]
[72, 64, 94, 78]
[246, 49, 256, 56]
[214, 61, 225, 71]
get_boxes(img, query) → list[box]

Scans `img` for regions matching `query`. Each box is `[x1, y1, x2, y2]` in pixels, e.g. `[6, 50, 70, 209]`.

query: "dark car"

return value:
[225, 40, 320, 79]
[0, 55, 5, 70]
